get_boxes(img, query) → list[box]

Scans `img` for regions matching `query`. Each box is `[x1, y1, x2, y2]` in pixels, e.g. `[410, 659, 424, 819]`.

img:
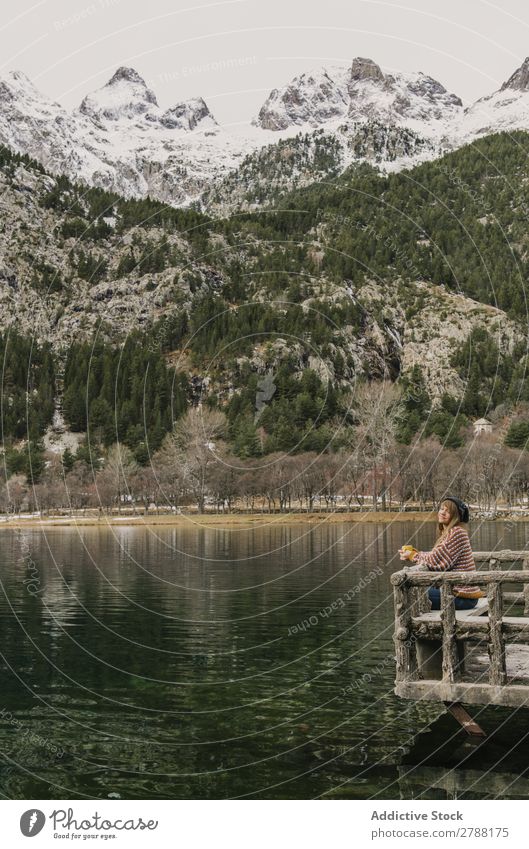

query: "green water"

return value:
[1, 519, 529, 799]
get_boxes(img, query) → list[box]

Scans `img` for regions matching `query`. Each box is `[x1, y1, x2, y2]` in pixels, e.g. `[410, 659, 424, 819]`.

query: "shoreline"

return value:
[0, 510, 440, 530]
[1, 509, 526, 529]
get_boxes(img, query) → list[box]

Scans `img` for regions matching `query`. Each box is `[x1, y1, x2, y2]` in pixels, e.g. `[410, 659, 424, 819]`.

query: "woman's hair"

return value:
[435, 498, 468, 543]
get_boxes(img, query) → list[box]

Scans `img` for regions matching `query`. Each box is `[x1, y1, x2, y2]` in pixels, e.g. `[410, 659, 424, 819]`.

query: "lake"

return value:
[1, 518, 529, 799]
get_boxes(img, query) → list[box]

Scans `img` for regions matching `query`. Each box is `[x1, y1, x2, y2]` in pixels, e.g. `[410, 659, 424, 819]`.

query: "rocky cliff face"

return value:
[161, 97, 217, 131]
[79, 67, 217, 131]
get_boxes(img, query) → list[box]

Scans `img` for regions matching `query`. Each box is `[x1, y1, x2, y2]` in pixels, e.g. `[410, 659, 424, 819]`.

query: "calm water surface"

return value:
[1, 518, 529, 799]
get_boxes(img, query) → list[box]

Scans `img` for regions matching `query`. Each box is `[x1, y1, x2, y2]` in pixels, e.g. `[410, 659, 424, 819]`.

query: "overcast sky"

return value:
[3, 0, 529, 126]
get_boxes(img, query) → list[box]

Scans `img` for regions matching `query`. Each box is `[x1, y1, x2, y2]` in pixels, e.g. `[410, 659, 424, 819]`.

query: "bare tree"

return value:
[65, 461, 95, 513]
[349, 382, 403, 510]
[238, 461, 263, 512]
[291, 452, 321, 511]
[4, 475, 28, 516]
[208, 450, 241, 513]
[97, 444, 138, 513]
[260, 453, 295, 513]
[159, 406, 227, 513]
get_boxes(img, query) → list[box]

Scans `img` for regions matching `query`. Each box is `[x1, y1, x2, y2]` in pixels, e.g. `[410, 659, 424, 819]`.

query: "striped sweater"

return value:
[412, 525, 479, 597]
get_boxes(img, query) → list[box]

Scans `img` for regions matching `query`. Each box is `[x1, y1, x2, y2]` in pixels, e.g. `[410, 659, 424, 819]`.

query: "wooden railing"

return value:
[392, 551, 529, 699]
[474, 551, 529, 612]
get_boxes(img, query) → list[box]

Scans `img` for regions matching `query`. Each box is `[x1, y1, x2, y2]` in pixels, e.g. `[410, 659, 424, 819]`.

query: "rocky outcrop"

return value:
[255, 68, 349, 130]
[0, 66, 224, 208]
[349, 57, 385, 85]
[161, 97, 217, 131]
[356, 280, 522, 403]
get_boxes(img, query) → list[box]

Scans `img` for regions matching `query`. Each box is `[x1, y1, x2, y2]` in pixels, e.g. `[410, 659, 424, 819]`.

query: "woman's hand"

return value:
[398, 545, 417, 561]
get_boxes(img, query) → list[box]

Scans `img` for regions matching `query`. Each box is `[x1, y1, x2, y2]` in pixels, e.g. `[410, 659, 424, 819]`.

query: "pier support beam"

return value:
[443, 702, 487, 737]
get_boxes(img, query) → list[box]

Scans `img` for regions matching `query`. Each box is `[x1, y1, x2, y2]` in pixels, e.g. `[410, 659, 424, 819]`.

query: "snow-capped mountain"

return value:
[79, 66, 217, 132]
[1, 57, 529, 212]
[0, 66, 245, 204]
[255, 57, 463, 139]
[79, 66, 160, 123]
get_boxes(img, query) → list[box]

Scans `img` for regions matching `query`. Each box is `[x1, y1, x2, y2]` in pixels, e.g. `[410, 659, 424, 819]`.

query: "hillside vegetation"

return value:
[0, 133, 528, 485]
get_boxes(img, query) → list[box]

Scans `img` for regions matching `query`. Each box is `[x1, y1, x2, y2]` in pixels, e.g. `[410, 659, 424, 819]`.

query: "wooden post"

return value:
[441, 581, 459, 683]
[392, 572, 417, 683]
[523, 558, 529, 616]
[488, 582, 507, 686]
[410, 585, 430, 616]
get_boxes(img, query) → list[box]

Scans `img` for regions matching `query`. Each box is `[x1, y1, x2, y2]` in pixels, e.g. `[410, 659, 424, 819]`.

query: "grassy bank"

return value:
[0, 510, 438, 530]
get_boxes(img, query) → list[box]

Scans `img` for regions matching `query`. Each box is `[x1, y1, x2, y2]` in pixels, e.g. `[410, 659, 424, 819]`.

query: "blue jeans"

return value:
[428, 587, 478, 611]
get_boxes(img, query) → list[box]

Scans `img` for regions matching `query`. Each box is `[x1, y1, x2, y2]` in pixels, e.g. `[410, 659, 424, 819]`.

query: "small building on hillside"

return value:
[473, 417, 493, 435]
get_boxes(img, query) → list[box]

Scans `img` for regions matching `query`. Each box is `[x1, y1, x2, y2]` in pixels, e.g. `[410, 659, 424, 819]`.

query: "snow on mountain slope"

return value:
[0, 70, 116, 184]
[0, 66, 245, 205]
[79, 67, 218, 132]
[205, 121, 437, 214]
[0, 60, 451, 211]
[1, 58, 529, 213]
[460, 57, 529, 137]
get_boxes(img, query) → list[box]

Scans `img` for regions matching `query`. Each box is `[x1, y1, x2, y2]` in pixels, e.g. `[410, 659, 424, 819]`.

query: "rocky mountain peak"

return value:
[500, 57, 529, 92]
[108, 66, 148, 86]
[79, 66, 159, 122]
[349, 57, 385, 85]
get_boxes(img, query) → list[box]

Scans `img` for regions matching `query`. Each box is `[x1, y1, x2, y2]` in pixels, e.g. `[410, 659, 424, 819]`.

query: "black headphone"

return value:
[443, 496, 470, 524]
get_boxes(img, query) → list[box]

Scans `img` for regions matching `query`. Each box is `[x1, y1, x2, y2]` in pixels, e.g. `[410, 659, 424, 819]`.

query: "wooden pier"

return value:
[392, 551, 529, 716]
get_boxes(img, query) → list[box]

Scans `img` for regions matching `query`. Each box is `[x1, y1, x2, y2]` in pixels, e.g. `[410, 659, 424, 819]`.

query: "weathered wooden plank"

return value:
[444, 702, 487, 737]
[395, 680, 529, 708]
[441, 583, 459, 683]
[503, 592, 525, 605]
[488, 584, 507, 686]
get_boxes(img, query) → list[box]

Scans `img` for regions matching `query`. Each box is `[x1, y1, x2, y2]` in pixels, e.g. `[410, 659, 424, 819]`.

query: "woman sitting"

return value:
[399, 497, 480, 610]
